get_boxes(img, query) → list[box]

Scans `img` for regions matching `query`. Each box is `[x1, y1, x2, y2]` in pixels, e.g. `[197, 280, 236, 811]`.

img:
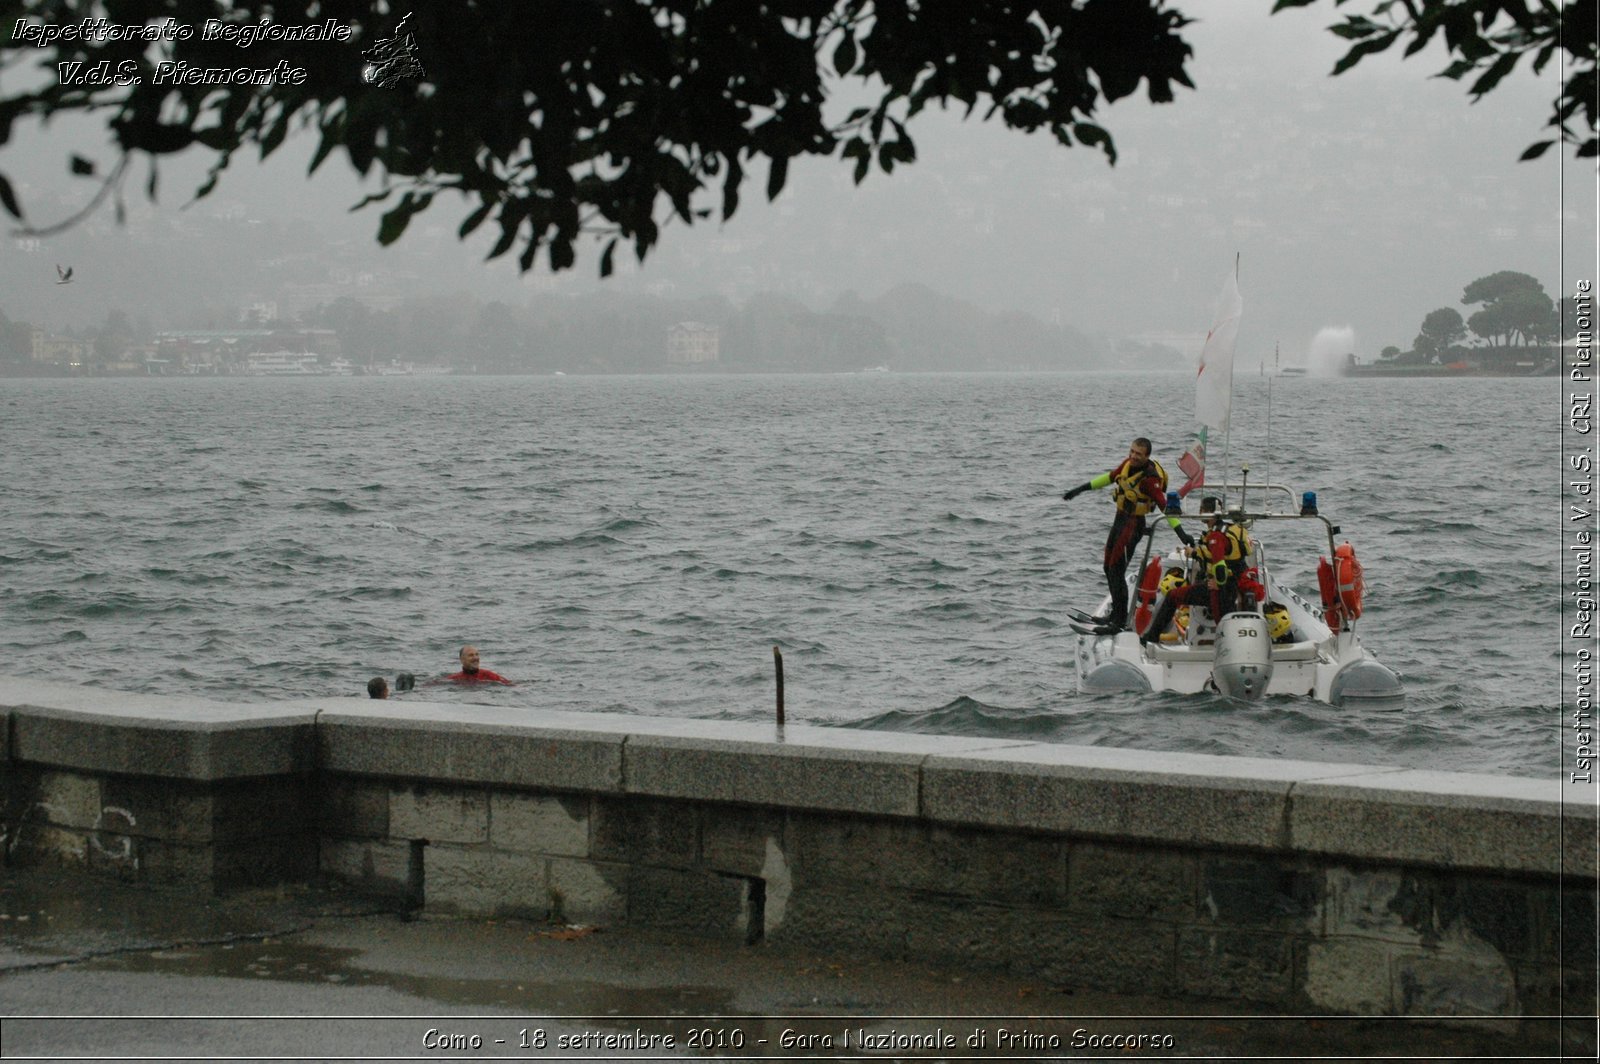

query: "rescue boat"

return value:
[1071, 481, 1403, 704]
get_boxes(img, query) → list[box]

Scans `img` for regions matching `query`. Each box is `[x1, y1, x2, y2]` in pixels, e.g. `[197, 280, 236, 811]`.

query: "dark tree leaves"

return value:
[0, 0, 1203, 269]
[1288, 0, 1596, 160]
[0, 0, 1587, 273]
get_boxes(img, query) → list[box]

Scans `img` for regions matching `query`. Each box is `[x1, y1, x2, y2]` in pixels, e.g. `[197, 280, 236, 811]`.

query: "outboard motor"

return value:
[1212, 612, 1274, 700]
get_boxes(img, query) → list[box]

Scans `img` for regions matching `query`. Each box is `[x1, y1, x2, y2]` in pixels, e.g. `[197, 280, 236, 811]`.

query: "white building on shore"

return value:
[667, 322, 720, 365]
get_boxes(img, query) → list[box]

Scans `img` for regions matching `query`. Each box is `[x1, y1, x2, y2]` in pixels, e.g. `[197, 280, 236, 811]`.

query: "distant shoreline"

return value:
[0, 362, 1567, 380]
[0, 365, 1159, 379]
[1341, 364, 1561, 378]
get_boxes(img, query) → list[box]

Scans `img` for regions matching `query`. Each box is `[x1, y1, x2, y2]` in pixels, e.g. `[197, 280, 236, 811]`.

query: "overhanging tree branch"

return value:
[1273, 0, 1596, 160]
[0, 0, 1588, 277]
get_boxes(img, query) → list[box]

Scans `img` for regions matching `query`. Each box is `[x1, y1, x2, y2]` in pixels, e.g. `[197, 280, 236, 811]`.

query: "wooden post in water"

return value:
[773, 645, 785, 726]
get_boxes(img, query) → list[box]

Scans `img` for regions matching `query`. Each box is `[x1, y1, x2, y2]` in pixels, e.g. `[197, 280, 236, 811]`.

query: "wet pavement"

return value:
[0, 868, 1584, 1061]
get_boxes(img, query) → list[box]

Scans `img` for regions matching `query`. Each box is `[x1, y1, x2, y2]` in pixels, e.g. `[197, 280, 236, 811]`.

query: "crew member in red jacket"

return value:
[1139, 497, 1258, 645]
[1062, 437, 1192, 631]
[446, 644, 514, 685]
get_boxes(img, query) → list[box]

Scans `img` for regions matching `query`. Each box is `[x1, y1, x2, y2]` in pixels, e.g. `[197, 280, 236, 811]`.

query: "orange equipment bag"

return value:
[1334, 542, 1364, 620]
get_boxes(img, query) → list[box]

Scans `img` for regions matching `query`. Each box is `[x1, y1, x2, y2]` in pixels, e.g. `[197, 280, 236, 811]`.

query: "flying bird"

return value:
[55, 265, 73, 285]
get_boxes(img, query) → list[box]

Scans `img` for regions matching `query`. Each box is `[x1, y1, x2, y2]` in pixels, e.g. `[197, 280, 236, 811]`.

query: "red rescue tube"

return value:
[1317, 556, 1343, 633]
[1133, 558, 1163, 635]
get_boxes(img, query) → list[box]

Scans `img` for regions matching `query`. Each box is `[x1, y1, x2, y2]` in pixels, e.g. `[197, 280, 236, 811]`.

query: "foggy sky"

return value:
[4, 3, 1594, 368]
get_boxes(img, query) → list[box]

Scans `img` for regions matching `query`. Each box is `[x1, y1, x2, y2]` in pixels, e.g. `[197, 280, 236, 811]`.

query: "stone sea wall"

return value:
[1, 677, 1593, 1027]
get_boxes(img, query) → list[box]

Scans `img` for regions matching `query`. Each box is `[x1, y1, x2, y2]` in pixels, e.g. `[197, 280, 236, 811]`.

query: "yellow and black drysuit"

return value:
[1062, 456, 1191, 629]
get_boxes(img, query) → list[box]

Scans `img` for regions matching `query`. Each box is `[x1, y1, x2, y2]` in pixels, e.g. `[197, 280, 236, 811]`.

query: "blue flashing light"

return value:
[1301, 491, 1318, 516]
[1164, 490, 1182, 515]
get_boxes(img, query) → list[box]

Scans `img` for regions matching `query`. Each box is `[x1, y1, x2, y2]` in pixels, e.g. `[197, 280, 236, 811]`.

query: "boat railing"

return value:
[1229, 511, 1341, 561]
[1201, 480, 1297, 512]
[1239, 519, 1350, 632]
[1132, 499, 1347, 632]
[1143, 503, 1341, 558]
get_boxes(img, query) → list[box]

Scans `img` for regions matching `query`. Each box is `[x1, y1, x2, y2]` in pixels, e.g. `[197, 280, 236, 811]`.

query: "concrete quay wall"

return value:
[1, 677, 1594, 1024]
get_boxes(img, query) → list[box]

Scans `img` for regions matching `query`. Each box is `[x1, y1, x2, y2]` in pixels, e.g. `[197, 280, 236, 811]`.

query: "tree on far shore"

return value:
[1413, 306, 1467, 361]
[1462, 270, 1556, 348]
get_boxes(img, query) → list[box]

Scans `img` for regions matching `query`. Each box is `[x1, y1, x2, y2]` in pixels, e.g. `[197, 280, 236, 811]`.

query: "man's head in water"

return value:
[446, 647, 510, 686]
[367, 676, 389, 699]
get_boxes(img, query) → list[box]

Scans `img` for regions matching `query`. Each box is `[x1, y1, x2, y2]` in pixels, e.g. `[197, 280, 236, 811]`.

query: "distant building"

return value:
[239, 300, 279, 324]
[154, 329, 274, 374]
[246, 350, 324, 376]
[267, 327, 342, 356]
[667, 322, 720, 365]
[29, 328, 92, 369]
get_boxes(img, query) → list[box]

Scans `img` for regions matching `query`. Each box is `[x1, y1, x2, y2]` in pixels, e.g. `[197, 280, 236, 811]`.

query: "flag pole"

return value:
[1220, 253, 1239, 508]
[1266, 339, 1278, 499]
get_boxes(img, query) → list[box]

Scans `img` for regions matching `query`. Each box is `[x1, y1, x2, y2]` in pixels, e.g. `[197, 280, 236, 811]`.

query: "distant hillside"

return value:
[856, 282, 1100, 371]
[3, 276, 1191, 375]
[2, 196, 1183, 373]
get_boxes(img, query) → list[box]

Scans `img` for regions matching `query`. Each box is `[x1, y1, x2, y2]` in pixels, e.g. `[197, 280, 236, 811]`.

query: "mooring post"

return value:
[773, 645, 785, 726]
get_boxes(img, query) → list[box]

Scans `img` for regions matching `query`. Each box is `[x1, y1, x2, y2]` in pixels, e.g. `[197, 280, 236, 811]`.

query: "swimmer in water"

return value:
[445, 644, 513, 685]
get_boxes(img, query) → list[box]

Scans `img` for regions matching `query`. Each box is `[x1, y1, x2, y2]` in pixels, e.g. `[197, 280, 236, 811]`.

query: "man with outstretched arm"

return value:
[1062, 436, 1192, 631]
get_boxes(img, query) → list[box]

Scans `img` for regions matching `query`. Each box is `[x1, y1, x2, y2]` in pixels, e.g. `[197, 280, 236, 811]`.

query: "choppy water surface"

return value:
[0, 372, 1565, 777]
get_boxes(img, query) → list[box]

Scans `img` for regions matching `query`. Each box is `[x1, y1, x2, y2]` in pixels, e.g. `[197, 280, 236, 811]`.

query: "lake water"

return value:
[0, 371, 1569, 778]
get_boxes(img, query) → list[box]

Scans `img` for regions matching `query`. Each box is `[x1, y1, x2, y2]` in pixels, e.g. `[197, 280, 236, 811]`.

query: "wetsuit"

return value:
[446, 669, 513, 685]
[1095, 457, 1175, 628]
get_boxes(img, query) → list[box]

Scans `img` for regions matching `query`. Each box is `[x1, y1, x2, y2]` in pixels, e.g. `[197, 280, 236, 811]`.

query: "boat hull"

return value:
[1073, 547, 1402, 705]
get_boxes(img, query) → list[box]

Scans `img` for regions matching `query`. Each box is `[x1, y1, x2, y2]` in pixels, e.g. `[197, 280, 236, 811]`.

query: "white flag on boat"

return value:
[1177, 268, 1242, 497]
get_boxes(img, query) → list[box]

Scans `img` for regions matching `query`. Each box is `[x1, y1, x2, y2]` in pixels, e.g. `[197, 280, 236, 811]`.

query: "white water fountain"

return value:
[1307, 325, 1357, 377]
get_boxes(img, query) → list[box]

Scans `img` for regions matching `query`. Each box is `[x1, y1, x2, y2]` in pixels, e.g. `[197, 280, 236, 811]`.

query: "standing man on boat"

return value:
[1062, 437, 1192, 631]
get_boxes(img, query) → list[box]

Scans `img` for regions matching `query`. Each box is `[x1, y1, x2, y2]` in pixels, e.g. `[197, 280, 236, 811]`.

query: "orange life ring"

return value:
[1133, 558, 1164, 635]
[1334, 542, 1364, 620]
